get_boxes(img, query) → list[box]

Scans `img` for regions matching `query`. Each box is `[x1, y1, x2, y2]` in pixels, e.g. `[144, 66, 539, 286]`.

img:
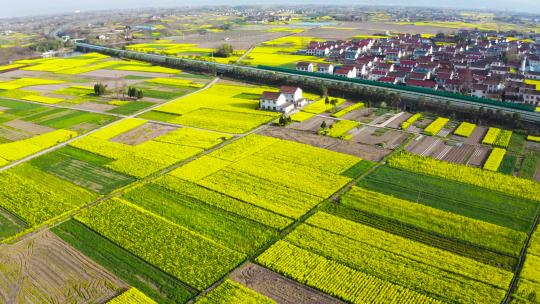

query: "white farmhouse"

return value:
[280, 86, 303, 104]
[260, 91, 294, 113]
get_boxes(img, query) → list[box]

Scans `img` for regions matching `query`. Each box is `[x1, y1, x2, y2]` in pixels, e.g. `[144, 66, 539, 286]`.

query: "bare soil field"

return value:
[442, 144, 476, 164]
[260, 126, 390, 161]
[405, 136, 444, 157]
[0, 125, 33, 141]
[0, 230, 126, 304]
[72, 102, 117, 113]
[525, 141, 540, 152]
[230, 263, 342, 304]
[468, 146, 491, 167]
[340, 108, 372, 121]
[172, 27, 292, 50]
[290, 116, 327, 132]
[465, 126, 488, 145]
[352, 126, 408, 149]
[3, 119, 54, 135]
[386, 112, 412, 129]
[111, 122, 177, 145]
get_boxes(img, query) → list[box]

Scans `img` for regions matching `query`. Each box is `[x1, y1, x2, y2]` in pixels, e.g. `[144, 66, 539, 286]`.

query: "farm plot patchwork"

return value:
[163, 134, 362, 219]
[53, 219, 195, 304]
[336, 184, 525, 269]
[148, 83, 279, 133]
[75, 197, 245, 291]
[258, 211, 512, 304]
[69, 118, 228, 178]
[388, 152, 540, 202]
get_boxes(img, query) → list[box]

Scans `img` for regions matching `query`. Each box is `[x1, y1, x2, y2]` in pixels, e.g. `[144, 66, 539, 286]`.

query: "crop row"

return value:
[511, 227, 540, 302]
[323, 202, 517, 270]
[423, 117, 449, 136]
[300, 212, 511, 303]
[453, 122, 476, 137]
[0, 129, 77, 164]
[494, 130, 513, 148]
[75, 198, 245, 290]
[341, 186, 525, 256]
[108, 288, 156, 304]
[331, 102, 365, 118]
[257, 240, 442, 304]
[322, 119, 359, 140]
[155, 175, 292, 229]
[482, 127, 501, 145]
[0, 163, 96, 227]
[388, 152, 540, 202]
[358, 166, 538, 232]
[122, 183, 277, 254]
[68, 120, 232, 178]
[401, 113, 422, 129]
[484, 148, 507, 171]
[196, 280, 275, 304]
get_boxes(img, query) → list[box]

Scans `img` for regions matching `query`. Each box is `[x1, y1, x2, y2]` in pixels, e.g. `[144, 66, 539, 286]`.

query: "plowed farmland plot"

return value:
[260, 126, 391, 161]
[53, 220, 195, 304]
[230, 263, 342, 304]
[0, 230, 126, 304]
[468, 146, 491, 167]
[441, 144, 476, 164]
[405, 136, 444, 157]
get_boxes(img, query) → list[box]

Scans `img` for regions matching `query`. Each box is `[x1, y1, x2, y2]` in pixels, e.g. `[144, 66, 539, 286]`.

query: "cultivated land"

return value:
[2, 14, 540, 304]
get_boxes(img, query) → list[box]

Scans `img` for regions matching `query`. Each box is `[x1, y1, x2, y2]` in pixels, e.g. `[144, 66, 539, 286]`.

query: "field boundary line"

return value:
[501, 206, 540, 303]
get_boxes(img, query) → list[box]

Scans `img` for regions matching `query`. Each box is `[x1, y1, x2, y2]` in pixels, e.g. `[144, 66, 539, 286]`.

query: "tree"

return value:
[94, 83, 107, 96]
[321, 121, 327, 129]
[136, 89, 144, 99]
[321, 84, 328, 97]
[330, 99, 337, 107]
[214, 44, 233, 58]
[325, 96, 330, 104]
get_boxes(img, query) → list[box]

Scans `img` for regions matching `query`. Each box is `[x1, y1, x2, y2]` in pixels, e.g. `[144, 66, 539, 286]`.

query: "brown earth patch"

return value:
[3, 119, 55, 135]
[230, 263, 343, 304]
[0, 230, 127, 304]
[466, 126, 488, 145]
[260, 126, 390, 161]
[110, 122, 177, 145]
[468, 146, 491, 167]
[72, 102, 116, 112]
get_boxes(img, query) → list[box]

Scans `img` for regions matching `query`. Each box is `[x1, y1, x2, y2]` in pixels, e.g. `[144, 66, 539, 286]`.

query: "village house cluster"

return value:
[296, 31, 540, 106]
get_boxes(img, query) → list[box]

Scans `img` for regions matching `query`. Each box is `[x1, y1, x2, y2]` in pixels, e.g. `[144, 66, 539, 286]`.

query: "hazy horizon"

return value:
[2, 0, 539, 19]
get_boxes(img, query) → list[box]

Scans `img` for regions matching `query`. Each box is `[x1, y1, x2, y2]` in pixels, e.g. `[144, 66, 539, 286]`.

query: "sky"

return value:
[2, 0, 539, 18]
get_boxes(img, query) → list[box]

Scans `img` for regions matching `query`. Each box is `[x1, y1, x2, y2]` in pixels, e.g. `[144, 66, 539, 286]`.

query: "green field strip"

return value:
[323, 202, 517, 271]
[358, 166, 539, 232]
[52, 219, 196, 304]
